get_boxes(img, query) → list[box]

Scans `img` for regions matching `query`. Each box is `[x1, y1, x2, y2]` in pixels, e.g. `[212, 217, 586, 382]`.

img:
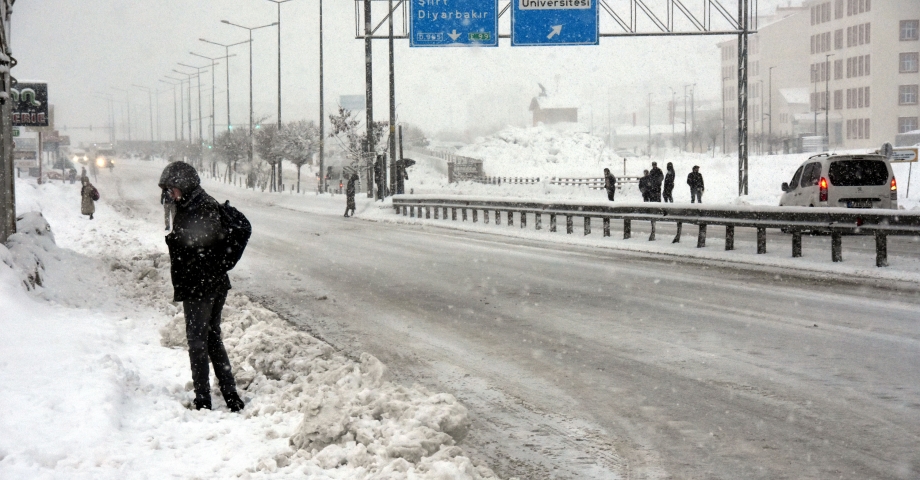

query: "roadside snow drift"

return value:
[0, 178, 499, 479]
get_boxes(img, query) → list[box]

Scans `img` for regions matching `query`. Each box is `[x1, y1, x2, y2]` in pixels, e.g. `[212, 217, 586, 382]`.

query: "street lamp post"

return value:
[159, 79, 180, 142]
[199, 38, 251, 134]
[319, 0, 326, 194]
[825, 53, 834, 146]
[191, 52, 236, 146]
[131, 85, 154, 142]
[171, 70, 199, 162]
[722, 75, 730, 154]
[111, 86, 131, 142]
[164, 76, 188, 142]
[266, 0, 294, 192]
[221, 19, 278, 175]
[768, 66, 775, 155]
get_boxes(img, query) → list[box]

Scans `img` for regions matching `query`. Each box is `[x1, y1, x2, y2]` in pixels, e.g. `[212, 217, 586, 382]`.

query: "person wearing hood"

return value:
[648, 162, 664, 202]
[603, 168, 617, 201]
[344, 173, 358, 217]
[80, 176, 97, 220]
[663, 162, 675, 203]
[158, 161, 245, 412]
[639, 169, 651, 202]
[687, 165, 704, 203]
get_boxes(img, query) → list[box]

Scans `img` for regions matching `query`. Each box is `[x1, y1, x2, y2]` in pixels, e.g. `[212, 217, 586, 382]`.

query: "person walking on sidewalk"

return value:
[663, 162, 675, 203]
[603, 168, 617, 201]
[80, 176, 98, 220]
[687, 165, 704, 203]
[344, 173, 358, 217]
[158, 161, 245, 412]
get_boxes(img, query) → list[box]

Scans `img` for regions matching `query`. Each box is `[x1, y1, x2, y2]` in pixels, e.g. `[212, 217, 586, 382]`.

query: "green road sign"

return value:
[12, 128, 20, 137]
[468, 32, 491, 41]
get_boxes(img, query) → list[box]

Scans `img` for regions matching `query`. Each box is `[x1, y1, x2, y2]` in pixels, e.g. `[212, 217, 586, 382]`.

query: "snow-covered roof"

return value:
[530, 95, 580, 110]
[781, 88, 810, 105]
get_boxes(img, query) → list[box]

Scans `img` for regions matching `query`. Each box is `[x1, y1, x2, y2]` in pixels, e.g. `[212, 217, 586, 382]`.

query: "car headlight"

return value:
[96, 158, 105, 167]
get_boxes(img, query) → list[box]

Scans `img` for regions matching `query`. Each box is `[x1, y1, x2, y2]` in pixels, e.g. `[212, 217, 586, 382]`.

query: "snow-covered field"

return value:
[0, 177, 499, 479]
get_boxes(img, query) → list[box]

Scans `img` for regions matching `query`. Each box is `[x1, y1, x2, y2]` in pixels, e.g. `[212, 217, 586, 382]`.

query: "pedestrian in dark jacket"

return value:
[158, 161, 245, 413]
[603, 168, 617, 201]
[639, 169, 651, 202]
[648, 162, 664, 202]
[663, 162, 675, 203]
[80, 177, 97, 220]
[344, 173, 358, 217]
[687, 165, 704, 203]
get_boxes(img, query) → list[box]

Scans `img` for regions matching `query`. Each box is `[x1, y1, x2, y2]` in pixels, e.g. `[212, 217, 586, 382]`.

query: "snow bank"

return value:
[0, 177, 499, 480]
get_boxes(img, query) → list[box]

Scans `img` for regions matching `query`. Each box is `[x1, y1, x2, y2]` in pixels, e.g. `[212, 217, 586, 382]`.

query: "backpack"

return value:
[216, 201, 251, 272]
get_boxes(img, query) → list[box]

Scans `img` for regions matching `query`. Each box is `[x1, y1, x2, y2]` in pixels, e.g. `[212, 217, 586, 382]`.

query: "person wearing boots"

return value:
[603, 168, 617, 201]
[158, 161, 245, 412]
[687, 165, 705, 203]
[80, 176, 97, 220]
[648, 162, 664, 202]
[344, 173, 358, 217]
[663, 162, 676, 203]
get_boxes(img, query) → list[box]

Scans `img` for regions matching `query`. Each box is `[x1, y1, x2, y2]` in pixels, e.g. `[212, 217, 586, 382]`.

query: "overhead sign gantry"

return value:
[410, 0, 498, 47]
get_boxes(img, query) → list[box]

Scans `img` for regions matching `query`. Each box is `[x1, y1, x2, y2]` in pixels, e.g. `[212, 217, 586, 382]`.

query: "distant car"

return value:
[71, 149, 88, 164]
[52, 158, 76, 171]
[779, 153, 897, 209]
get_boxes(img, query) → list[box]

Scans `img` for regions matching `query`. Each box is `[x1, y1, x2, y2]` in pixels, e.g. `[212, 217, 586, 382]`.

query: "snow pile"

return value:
[457, 124, 613, 178]
[0, 177, 499, 480]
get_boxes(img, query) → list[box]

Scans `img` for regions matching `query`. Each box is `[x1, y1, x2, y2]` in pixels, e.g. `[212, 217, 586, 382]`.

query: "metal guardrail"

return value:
[392, 195, 920, 268]
[549, 176, 641, 189]
[474, 176, 540, 185]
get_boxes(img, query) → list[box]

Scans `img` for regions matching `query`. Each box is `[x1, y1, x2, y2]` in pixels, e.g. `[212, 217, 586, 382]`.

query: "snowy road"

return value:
[103, 160, 920, 479]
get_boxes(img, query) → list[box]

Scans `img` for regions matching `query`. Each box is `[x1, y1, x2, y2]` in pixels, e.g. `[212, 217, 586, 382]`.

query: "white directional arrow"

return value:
[448, 30, 461, 41]
[547, 25, 562, 39]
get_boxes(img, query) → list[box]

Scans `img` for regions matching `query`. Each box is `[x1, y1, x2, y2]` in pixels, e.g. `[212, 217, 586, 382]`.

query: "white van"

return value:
[779, 153, 897, 209]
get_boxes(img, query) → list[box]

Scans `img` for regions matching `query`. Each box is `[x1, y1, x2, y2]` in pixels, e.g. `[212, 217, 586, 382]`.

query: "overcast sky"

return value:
[11, 0, 799, 145]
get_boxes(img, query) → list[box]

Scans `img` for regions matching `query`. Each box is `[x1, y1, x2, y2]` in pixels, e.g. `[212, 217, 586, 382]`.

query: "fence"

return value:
[391, 196, 920, 268]
[474, 176, 541, 185]
[549, 176, 642, 189]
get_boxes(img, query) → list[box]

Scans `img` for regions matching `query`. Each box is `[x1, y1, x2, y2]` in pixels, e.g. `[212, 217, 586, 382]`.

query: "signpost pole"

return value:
[37, 131, 42, 185]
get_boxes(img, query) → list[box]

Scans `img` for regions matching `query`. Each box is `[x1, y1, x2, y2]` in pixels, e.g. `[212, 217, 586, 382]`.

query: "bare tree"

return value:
[280, 120, 319, 193]
[328, 106, 388, 165]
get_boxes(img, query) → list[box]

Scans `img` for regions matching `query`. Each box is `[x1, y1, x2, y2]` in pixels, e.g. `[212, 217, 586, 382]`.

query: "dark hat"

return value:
[158, 161, 200, 194]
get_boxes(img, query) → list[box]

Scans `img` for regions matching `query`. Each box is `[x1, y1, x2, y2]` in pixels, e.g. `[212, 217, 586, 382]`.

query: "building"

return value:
[720, 0, 920, 152]
[529, 84, 578, 126]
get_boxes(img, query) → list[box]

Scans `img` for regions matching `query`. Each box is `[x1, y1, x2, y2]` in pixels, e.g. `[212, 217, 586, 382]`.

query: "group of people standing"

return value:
[605, 162, 705, 203]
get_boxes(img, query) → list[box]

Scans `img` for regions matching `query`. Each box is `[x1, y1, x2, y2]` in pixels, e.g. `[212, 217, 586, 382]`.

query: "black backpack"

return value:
[216, 201, 251, 271]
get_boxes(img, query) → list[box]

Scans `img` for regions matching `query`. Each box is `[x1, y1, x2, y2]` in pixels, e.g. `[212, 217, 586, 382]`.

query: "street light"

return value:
[221, 19, 278, 167]
[159, 79, 181, 142]
[111, 86, 131, 142]
[177, 62, 209, 148]
[318, 0, 326, 193]
[191, 52, 236, 145]
[768, 66, 775, 155]
[164, 76, 189, 142]
[131, 84, 154, 142]
[171, 70, 199, 146]
[824, 53, 834, 146]
[199, 38, 251, 134]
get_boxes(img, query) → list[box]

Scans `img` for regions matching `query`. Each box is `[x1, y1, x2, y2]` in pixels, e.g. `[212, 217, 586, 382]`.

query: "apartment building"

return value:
[720, 0, 920, 151]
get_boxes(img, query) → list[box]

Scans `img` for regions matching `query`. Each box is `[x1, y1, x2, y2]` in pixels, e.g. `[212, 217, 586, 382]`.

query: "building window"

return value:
[901, 53, 920, 73]
[900, 117, 919, 133]
[858, 55, 864, 76]
[834, 59, 843, 79]
[835, 29, 843, 49]
[900, 85, 919, 105]
[865, 86, 870, 107]
[902, 21, 919, 41]
[834, 90, 843, 110]
[835, 0, 843, 19]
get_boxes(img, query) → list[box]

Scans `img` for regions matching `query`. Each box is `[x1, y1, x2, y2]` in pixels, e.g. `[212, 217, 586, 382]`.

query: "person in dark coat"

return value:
[648, 162, 663, 202]
[663, 162, 675, 203]
[687, 165, 704, 203]
[603, 168, 617, 201]
[80, 176, 97, 220]
[344, 173, 358, 217]
[639, 169, 651, 202]
[159, 161, 244, 413]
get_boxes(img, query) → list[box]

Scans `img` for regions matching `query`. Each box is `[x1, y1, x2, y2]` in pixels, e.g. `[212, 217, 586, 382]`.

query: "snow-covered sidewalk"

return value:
[0, 177, 499, 479]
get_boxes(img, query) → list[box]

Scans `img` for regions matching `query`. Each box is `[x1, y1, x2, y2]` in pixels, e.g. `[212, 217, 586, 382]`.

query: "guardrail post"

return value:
[603, 218, 610, 237]
[697, 224, 707, 248]
[725, 225, 734, 251]
[410, 206, 415, 218]
[434, 207, 439, 220]
[566, 215, 573, 234]
[584, 217, 591, 236]
[673, 222, 682, 243]
[462, 208, 468, 221]
[550, 214, 557, 232]
[756, 228, 766, 254]
[425, 207, 431, 219]
[442, 207, 448, 219]
[875, 232, 888, 267]
[521, 212, 527, 228]
[402, 205, 407, 216]
[496, 210, 501, 225]
[792, 232, 802, 257]
[831, 233, 843, 262]
[649, 220, 656, 241]
[451, 208, 457, 221]
[472, 209, 478, 223]
[536, 213, 542, 230]
[484, 209, 489, 224]
[624, 219, 631, 239]
[508, 211, 514, 227]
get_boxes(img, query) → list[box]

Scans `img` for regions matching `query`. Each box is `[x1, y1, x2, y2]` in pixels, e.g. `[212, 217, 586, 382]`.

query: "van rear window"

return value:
[828, 160, 889, 186]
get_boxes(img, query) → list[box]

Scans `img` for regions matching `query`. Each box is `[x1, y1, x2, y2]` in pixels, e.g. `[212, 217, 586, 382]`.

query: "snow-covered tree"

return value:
[214, 128, 249, 183]
[280, 120, 319, 193]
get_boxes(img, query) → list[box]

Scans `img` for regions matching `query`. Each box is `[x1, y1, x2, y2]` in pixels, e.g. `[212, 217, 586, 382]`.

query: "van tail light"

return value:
[819, 177, 828, 202]
[891, 177, 897, 192]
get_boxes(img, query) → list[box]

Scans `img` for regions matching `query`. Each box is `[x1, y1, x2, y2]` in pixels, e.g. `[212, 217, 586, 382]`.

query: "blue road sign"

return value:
[512, 0, 598, 46]
[410, 0, 498, 47]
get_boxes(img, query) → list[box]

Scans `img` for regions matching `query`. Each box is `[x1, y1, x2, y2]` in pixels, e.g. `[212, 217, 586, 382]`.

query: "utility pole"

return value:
[388, 0, 396, 197]
[0, 1, 13, 242]
[159, 80, 180, 142]
[165, 76, 188, 142]
[267, 0, 293, 192]
[364, 0, 376, 199]
[737, 0, 749, 196]
[690, 84, 696, 152]
[200, 38, 251, 133]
